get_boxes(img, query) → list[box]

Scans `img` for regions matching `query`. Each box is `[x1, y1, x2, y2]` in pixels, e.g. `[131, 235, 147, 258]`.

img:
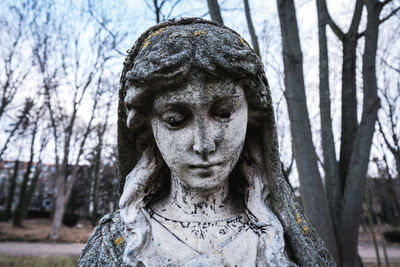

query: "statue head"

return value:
[119, 17, 273, 195]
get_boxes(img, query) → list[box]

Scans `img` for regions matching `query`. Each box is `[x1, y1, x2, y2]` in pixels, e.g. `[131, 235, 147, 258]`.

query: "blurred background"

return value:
[0, 0, 399, 266]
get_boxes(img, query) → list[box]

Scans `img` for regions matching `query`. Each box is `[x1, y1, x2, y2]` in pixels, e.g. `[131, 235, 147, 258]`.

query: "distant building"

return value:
[0, 161, 55, 213]
[0, 161, 91, 218]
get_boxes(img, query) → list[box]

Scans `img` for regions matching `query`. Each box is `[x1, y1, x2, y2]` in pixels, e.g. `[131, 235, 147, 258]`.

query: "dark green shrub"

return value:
[0, 210, 7, 221]
[383, 229, 400, 243]
[62, 213, 80, 227]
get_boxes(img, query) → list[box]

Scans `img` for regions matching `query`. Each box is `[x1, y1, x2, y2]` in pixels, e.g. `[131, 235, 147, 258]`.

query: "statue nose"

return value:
[192, 120, 216, 156]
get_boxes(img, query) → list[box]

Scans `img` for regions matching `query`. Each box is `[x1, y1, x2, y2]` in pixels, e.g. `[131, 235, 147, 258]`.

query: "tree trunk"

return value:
[338, 1, 381, 266]
[12, 160, 32, 226]
[5, 159, 20, 220]
[394, 152, 400, 181]
[50, 159, 68, 240]
[316, 0, 341, 242]
[338, 36, 359, 192]
[23, 163, 41, 218]
[276, 0, 338, 260]
[13, 121, 37, 226]
[91, 148, 101, 226]
[338, 0, 363, 193]
[50, 193, 66, 240]
[243, 0, 260, 56]
[153, 0, 161, 23]
[364, 196, 381, 266]
[207, 0, 223, 24]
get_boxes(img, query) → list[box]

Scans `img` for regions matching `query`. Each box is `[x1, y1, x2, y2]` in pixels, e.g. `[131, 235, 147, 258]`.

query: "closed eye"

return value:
[214, 111, 231, 119]
[160, 107, 190, 129]
[210, 99, 239, 121]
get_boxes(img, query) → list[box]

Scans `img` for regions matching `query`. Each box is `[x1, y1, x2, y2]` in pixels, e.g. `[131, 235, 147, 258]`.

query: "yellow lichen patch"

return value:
[115, 236, 124, 245]
[235, 34, 248, 47]
[141, 27, 166, 50]
[303, 226, 309, 235]
[296, 214, 301, 224]
[194, 30, 207, 36]
[142, 40, 151, 50]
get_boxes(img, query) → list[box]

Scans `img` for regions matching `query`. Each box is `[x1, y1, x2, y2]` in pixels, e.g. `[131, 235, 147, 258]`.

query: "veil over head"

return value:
[117, 18, 335, 266]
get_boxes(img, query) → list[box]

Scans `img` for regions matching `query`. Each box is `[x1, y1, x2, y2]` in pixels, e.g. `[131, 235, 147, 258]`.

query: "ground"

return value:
[0, 219, 93, 243]
[0, 219, 399, 266]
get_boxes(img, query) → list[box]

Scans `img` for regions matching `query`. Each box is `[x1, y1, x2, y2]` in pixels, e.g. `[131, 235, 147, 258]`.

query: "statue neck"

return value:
[152, 174, 244, 221]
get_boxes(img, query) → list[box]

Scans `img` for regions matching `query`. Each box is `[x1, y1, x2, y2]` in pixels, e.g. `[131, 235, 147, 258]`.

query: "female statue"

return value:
[79, 18, 335, 266]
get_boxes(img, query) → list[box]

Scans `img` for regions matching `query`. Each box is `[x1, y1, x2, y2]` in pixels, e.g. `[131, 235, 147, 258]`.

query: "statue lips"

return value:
[188, 162, 223, 178]
[188, 162, 223, 169]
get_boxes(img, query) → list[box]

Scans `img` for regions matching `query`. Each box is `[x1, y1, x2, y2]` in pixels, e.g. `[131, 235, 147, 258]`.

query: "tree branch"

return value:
[348, 0, 364, 36]
[87, 8, 125, 56]
[359, 5, 400, 37]
[379, 6, 400, 24]
[381, 0, 393, 7]
[318, 0, 345, 41]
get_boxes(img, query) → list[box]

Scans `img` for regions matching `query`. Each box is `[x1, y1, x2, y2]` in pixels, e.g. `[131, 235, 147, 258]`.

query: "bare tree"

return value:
[276, 0, 338, 261]
[23, 134, 48, 220]
[90, 94, 112, 226]
[277, 0, 400, 265]
[26, 1, 123, 239]
[378, 68, 400, 178]
[12, 107, 42, 226]
[0, 2, 32, 119]
[50, 69, 111, 240]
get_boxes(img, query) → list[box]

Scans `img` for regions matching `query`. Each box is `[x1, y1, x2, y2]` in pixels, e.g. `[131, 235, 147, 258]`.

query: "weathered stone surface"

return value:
[79, 17, 336, 267]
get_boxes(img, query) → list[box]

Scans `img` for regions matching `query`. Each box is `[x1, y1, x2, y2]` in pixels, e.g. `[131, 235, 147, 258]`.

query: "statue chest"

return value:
[136, 216, 259, 267]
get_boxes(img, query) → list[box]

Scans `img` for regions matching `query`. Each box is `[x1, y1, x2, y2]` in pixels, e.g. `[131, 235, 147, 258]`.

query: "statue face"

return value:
[150, 75, 248, 190]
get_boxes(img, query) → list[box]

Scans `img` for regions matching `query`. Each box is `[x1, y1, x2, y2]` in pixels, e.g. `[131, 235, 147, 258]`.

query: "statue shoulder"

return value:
[78, 211, 126, 267]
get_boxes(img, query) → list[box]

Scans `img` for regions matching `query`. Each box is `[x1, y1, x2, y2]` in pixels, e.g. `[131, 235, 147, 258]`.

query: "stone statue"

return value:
[79, 18, 336, 267]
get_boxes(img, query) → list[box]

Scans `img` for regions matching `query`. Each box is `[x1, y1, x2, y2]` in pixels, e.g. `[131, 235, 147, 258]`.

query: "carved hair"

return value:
[118, 18, 335, 266]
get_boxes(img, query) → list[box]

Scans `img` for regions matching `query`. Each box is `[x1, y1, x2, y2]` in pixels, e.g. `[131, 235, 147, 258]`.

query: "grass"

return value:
[0, 219, 93, 243]
[364, 263, 400, 267]
[0, 255, 78, 267]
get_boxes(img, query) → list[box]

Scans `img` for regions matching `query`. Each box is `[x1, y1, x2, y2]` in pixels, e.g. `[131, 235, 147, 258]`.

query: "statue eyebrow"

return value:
[211, 94, 242, 103]
[152, 102, 190, 115]
[152, 88, 243, 111]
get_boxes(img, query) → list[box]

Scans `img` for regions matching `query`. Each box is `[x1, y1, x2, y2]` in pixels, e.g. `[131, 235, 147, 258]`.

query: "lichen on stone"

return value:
[194, 30, 207, 36]
[141, 27, 166, 50]
[235, 34, 248, 47]
[303, 226, 309, 235]
[114, 236, 124, 245]
[296, 213, 301, 224]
